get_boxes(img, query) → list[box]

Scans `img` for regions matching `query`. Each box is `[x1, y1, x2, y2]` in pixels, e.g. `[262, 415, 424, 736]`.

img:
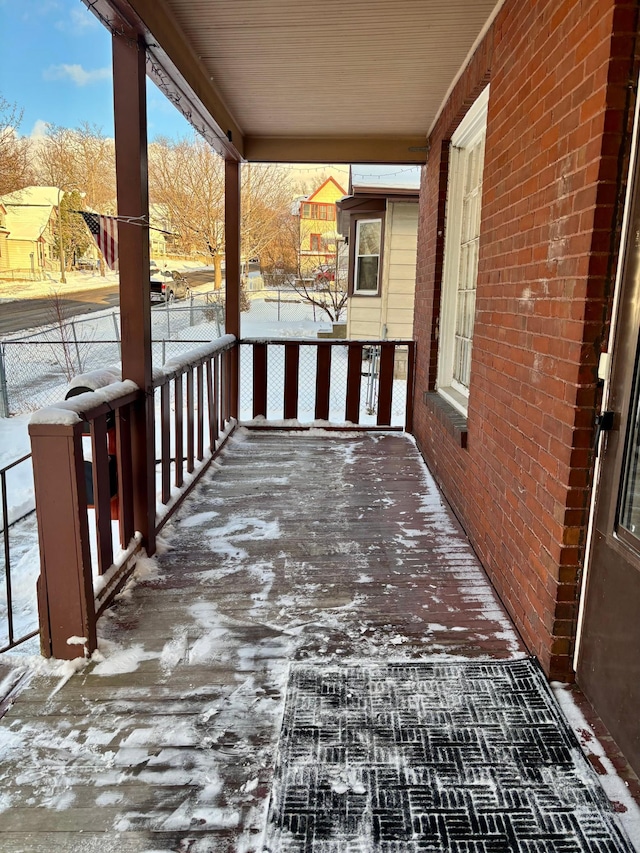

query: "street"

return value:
[0, 284, 120, 337]
[0, 267, 222, 337]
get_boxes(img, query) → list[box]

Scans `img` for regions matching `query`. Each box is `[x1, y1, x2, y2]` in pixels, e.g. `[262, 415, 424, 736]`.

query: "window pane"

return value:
[358, 220, 381, 256]
[620, 347, 640, 539]
[356, 256, 379, 291]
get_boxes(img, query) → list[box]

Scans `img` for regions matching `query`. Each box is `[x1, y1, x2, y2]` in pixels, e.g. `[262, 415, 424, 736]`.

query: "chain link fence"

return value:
[0, 290, 334, 416]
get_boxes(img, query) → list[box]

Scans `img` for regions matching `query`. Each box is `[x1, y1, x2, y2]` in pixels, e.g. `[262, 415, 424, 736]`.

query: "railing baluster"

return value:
[186, 367, 195, 473]
[174, 375, 184, 488]
[253, 343, 268, 418]
[91, 414, 114, 575]
[1, 469, 14, 646]
[377, 343, 395, 426]
[214, 355, 221, 442]
[345, 343, 363, 424]
[196, 363, 204, 461]
[206, 358, 215, 451]
[161, 382, 171, 504]
[116, 406, 134, 546]
[405, 342, 416, 434]
[284, 343, 299, 420]
[315, 344, 332, 421]
[221, 350, 229, 427]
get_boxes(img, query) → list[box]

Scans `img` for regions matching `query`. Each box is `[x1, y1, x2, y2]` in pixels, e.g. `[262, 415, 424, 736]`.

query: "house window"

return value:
[301, 202, 336, 220]
[354, 218, 382, 294]
[310, 233, 322, 251]
[437, 85, 489, 415]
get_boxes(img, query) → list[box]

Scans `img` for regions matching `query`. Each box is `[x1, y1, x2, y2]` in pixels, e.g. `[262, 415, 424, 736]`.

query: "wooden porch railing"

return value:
[28, 335, 415, 659]
[28, 336, 237, 659]
[152, 335, 237, 532]
[240, 339, 415, 431]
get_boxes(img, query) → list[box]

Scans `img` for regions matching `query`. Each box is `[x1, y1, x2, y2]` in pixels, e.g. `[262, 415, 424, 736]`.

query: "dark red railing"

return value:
[240, 339, 415, 431]
[153, 335, 237, 531]
[28, 336, 237, 659]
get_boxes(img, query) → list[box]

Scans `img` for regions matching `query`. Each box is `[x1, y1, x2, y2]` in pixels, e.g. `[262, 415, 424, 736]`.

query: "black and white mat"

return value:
[263, 659, 633, 852]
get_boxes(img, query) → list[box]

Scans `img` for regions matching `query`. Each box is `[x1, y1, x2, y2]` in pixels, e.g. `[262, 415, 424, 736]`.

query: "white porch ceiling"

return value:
[89, 0, 501, 162]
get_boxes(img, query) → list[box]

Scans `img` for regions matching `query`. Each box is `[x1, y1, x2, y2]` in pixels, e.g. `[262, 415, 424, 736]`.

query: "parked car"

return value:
[313, 264, 336, 283]
[150, 269, 190, 303]
[76, 257, 99, 271]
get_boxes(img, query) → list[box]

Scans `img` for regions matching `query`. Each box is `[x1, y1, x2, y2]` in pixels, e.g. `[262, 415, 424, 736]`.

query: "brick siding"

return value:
[413, 0, 639, 680]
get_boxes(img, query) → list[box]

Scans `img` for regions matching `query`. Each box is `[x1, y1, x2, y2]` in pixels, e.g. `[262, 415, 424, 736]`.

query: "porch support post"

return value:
[225, 159, 241, 419]
[113, 31, 155, 553]
[29, 422, 96, 659]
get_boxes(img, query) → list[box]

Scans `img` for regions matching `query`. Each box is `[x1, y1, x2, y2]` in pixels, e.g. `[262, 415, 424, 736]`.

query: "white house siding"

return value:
[347, 297, 383, 339]
[347, 201, 418, 341]
[382, 202, 419, 339]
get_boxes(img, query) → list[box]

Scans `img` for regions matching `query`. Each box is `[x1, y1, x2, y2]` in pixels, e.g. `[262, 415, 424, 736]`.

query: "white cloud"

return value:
[43, 64, 111, 86]
[56, 7, 99, 33]
[30, 120, 50, 139]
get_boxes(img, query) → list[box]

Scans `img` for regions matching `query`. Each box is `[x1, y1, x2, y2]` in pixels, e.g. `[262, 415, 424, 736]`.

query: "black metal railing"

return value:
[1, 453, 39, 653]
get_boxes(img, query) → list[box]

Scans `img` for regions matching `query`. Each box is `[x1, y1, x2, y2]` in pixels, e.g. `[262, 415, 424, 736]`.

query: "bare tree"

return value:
[241, 163, 296, 265]
[34, 122, 116, 210]
[288, 230, 349, 323]
[0, 97, 33, 195]
[69, 122, 116, 213]
[35, 124, 77, 190]
[150, 141, 297, 290]
[150, 137, 226, 287]
[45, 291, 95, 382]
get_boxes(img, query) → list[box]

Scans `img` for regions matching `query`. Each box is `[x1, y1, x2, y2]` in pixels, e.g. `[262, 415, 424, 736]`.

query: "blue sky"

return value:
[0, 0, 192, 140]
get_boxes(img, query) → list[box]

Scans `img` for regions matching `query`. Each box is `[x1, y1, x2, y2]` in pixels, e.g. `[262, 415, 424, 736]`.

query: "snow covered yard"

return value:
[0, 430, 637, 851]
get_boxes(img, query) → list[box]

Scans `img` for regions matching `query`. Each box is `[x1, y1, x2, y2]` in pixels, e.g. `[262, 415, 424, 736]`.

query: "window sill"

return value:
[423, 392, 468, 449]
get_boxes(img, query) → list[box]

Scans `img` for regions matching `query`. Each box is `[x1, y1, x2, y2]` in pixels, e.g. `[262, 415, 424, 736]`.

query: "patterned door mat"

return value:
[263, 659, 633, 852]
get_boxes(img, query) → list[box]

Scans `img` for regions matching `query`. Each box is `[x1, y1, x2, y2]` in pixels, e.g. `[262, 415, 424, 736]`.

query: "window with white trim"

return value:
[437, 85, 489, 415]
[354, 217, 382, 293]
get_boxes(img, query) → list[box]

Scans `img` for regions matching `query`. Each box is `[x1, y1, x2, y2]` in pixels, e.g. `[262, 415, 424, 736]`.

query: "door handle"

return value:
[595, 411, 615, 457]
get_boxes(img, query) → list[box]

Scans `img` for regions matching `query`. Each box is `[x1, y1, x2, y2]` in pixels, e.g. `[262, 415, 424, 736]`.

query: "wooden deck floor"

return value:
[0, 431, 526, 852]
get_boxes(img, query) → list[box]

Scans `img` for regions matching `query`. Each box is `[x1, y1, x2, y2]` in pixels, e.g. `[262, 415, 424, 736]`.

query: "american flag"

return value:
[79, 212, 118, 270]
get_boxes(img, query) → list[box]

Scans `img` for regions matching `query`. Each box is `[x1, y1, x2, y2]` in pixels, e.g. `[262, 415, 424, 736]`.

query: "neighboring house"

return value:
[0, 204, 9, 273]
[298, 176, 346, 275]
[0, 186, 60, 278]
[337, 166, 420, 373]
[149, 203, 170, 259]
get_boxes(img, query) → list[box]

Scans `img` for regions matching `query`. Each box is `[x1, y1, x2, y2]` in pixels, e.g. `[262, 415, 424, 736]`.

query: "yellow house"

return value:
[0, 186, 60, 278]
[298, 176, 347, 275]
[0, 204, 9, 273]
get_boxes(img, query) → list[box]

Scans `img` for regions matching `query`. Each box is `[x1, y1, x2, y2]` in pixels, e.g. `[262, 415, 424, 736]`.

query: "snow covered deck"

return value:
[1, 431, 531, 849]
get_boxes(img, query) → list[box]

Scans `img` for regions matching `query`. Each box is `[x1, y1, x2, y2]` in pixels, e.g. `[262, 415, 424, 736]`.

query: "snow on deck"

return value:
[0, 431, 532, 851]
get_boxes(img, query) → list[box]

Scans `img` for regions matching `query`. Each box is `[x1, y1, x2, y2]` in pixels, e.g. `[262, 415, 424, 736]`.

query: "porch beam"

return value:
[85, 0, 243, 161]
[113, 30, 156, 554]
[225, 159, 241, 420]
[243, 136, 429, 164]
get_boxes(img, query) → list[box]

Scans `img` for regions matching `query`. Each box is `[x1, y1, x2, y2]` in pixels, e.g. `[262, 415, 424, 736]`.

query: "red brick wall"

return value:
[413, 0, 638, 680]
